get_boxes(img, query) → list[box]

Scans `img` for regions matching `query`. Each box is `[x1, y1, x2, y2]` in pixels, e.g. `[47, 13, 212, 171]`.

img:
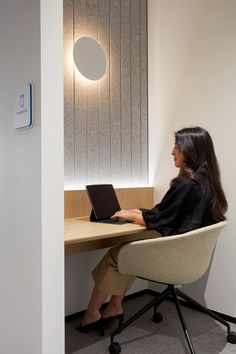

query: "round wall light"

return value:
[73, 37, 107, 80]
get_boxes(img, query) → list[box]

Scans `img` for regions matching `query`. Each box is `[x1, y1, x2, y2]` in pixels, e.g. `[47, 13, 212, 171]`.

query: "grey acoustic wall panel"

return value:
[64, 0, 148, 188]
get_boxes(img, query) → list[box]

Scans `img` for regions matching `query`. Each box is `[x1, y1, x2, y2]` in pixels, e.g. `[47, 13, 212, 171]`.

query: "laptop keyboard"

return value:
[99, 218, 128, 225]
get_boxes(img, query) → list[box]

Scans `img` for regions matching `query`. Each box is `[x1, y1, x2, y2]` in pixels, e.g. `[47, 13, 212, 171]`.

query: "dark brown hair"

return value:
[172, 127, 227, 221]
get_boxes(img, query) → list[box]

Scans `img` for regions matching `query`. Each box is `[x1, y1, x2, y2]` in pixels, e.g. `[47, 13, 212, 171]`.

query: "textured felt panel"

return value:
[64, 0, 148, 188]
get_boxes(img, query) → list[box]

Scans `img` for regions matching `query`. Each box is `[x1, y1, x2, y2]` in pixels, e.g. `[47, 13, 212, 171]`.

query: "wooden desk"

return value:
[64, 187, 156, 254]
[65, 217, 157, 254]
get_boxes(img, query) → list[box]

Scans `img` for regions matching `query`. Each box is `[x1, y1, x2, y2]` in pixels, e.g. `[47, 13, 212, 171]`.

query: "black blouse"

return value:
[142, 170, 214, 236]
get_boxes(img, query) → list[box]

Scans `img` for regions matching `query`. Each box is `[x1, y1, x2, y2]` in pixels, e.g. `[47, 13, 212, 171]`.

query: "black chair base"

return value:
[109, 285, 236, 354]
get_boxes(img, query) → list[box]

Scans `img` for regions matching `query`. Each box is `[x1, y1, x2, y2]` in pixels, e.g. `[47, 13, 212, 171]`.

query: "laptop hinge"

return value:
[90, 209, 97, 222]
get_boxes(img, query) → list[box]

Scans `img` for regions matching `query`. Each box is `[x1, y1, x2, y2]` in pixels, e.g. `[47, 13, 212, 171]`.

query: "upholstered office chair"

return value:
[108, 221, 236, 354]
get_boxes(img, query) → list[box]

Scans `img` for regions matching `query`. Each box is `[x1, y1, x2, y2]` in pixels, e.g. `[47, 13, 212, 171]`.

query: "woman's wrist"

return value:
[132, 210, 141, 223]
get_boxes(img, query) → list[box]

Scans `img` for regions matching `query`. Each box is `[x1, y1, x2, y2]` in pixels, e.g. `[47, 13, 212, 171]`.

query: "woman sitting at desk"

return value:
[77, 126, 227, 334]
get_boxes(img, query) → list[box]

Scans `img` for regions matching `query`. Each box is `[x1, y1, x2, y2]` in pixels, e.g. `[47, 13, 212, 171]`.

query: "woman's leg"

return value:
[82, 245, 135, 325]
[82, 290, 124, 325]
[102, 294, 124, 318]
[92, 245, 135, 295]
[81, 286, 107, 325]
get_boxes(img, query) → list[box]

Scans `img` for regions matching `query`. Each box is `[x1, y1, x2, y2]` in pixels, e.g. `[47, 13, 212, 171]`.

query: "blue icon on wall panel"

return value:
[20, 94, 24, 108]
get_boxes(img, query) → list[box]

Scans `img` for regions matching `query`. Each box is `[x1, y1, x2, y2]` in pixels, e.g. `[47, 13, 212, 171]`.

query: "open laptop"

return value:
[86, 184, 128, 224]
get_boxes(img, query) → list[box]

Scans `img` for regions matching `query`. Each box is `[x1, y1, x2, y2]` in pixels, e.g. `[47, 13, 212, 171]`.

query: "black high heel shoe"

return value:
[76, 318, 104, 336]
[102, 313, 124, 329]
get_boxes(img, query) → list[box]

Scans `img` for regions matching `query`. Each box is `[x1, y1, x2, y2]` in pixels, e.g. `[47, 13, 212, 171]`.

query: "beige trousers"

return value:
[92, 245, 136, 296]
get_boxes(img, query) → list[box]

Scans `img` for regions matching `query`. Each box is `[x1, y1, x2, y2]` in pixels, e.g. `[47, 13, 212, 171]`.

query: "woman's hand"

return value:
[112, 209, 135, 222]
[112, 209, 145, 225]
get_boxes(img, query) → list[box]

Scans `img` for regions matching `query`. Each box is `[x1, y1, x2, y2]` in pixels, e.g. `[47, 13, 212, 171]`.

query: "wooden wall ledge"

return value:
[64, 187, 154, 218]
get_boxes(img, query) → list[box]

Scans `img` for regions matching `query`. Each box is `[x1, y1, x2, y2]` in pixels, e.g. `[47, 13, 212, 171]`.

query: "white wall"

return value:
[0, 1, 64, 353]
[0, 1, 42, 353]
[148, 0, 236, 316]
[41, 0, 64, 353]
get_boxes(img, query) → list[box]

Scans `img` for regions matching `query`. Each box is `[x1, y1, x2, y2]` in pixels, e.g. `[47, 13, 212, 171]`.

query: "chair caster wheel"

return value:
[152, 312, 163, 323]
[109, 342, 121, 354]
[227, 331, 236, 344]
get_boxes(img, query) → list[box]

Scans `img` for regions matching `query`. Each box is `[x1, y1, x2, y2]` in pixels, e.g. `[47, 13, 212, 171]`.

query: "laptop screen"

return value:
[86, 184, 121, 220]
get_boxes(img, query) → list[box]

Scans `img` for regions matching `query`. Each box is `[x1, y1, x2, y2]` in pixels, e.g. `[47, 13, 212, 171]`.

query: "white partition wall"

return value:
[0, 2, 42, 353]
[148, 0, 236, 316]
[41, 0, 64, 353]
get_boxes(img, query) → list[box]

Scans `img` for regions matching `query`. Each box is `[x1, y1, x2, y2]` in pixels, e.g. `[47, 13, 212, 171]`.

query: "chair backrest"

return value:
[118, 221, 227, 285]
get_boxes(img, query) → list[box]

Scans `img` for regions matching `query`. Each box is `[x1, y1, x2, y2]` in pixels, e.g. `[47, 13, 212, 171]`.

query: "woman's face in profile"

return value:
[172, 145, 185, 168]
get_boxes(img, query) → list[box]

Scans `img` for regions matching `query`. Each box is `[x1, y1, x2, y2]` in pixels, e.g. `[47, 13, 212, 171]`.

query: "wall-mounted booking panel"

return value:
[64, 0, 148, 188]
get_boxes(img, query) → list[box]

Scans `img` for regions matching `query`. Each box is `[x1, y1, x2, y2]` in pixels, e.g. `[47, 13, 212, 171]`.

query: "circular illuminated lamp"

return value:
[73, 37, 107, 80]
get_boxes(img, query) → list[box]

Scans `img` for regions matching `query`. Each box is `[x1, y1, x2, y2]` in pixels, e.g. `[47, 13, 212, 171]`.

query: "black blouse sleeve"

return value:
[142, 178, 200, 236]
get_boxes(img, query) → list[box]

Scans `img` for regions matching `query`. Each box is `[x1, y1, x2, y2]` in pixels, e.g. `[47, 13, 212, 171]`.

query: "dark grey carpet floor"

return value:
[65, 293, 236, 354]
